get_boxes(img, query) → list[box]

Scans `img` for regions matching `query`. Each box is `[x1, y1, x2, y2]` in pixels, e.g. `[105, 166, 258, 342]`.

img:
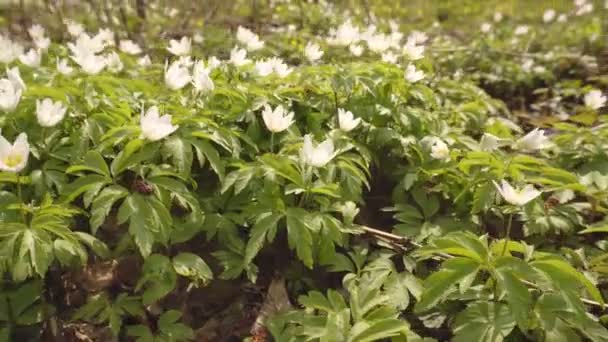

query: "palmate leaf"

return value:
[162, 136, 193, 178]
[286, 208, 315, 268]
[244, 212, 283, 264]
[118, 194, 173, 257]
[137, 254, 177, 305]
[172, 252, 213, 286]
[89, 185, 129, 234]
[452, 301, 516, 342]
[415, 257, 480, 312]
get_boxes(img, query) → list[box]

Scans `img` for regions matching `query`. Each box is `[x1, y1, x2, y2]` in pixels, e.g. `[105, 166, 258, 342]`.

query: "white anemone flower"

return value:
[584, 90, 606, 110]
[493, 180, 541, 206]
[0, 79, 22, 113]
[6, 67, 26, 93]
[338, 108, 361, 132]
[405, 64, 425, 83]
[229, 47, 251, 66]
[164, 60, 191, 90]
[0, 132, 29, 173]
[262, 104, 294, 133]
[514, 128, 550, 151]
[301, 135, 335, 168]
[36, 98, 67, 127]
[304, 42, 324, 62]
[119, 40, 142, 55]
[140, 106, 179, 141]
[19, 49, 41, 68]
[167, 36, 192, 56]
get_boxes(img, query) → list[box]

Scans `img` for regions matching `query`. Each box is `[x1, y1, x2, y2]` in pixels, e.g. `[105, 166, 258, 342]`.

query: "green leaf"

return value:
[452, 301, 516, 342]
[384, 273, 423, 311]
[189, 139, 225, 180]
[348, 319, 408, 342]
[245, 213, 283, 264]
[172, 252, 213, 286]
[111, 139, 157, 176]
[89, 185, 129, 233]
[472, 182, 493, 214]
[531, 258, 604, 306]
[495, 262, 532, 329]
[163, 136, 193, 178]
[286, 208, 314, 268]
[415, 257, 480, 312]
[138, 254, 177, 305]
[260, 154, 303, 187]
[66, 150, 110, 177]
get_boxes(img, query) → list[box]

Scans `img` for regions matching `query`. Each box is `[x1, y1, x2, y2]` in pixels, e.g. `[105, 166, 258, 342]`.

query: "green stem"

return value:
[270, 132, 275, 153]
[16, 175, 26, 224]
[501, 214, 513, 256]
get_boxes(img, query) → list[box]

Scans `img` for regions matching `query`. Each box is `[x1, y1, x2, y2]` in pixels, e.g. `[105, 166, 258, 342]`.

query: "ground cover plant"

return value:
[0, 0, 607, 341]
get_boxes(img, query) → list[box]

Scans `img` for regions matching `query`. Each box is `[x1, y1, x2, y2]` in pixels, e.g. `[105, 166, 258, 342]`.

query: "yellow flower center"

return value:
[3, 153, 23, 168]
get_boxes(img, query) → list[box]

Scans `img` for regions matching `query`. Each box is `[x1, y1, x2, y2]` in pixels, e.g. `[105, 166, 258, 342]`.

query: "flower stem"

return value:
[501, 213, 513, 256]
[16, 175, 26, 224]
[270, 133, 275, 153]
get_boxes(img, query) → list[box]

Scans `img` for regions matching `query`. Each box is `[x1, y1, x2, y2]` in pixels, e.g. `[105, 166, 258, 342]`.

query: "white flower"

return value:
[140, 106, 178, 141]
[19, 49, 41, 68]
[430, 139, 450, 160]
[327, 20, 359, 46]
[68, 32, 105, 56]
[301, 135, 335, 168]
[193, 33, 204, 43]
[6, 67, 26, 93]
[494, 12, 503, 22]
[36, 98, 67, 127]
[34, 36, 51, 50]
[0, 79, 22, 112]
[105, 52, 123, 73]
[65, 20, 85, 37]
[480, 133, 502, 151]
[543, 9, 556, 22]
[304, 42, 323, 62]
[405, 64, 425, 83]
[557, 14, 567, 22]
[380, 51, 396, 64]
[119, 40, 142, 55]
[96, 28, 115, 47]
[493, 180, 541, 206]
[584, 90, 606, 110]
[575, 3, 593, 15]
[236, 26, 264, 51]
[0, 133, 29, 173]
[207, 56, 221, 69]
[554, 189, 575, 203]
[137, 55, 152, 67]
[254, 59, 274, 77]
[481, 23, 492, 33]
[167, 36, 192, 56]
[164, 60, 191, 90]
[28, 24, 46, 41]
[262, 104, 294, 133]
[192, 61, 214, 93]
[403, 38, 424, 60]
[514, 25, 529, 35]
[229, 47, 251, 66]
[0, 37, 23, 63]
[338, 108, 361, 131]
[522, 59, 534, 72]
[349, 44, 363, 56]
[408, 31, 428, 44]
[269, 58, 292, 78]
[72, 53, 106, 75]
[514, 128, 550, 151]
[367, 34, 391, 53]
